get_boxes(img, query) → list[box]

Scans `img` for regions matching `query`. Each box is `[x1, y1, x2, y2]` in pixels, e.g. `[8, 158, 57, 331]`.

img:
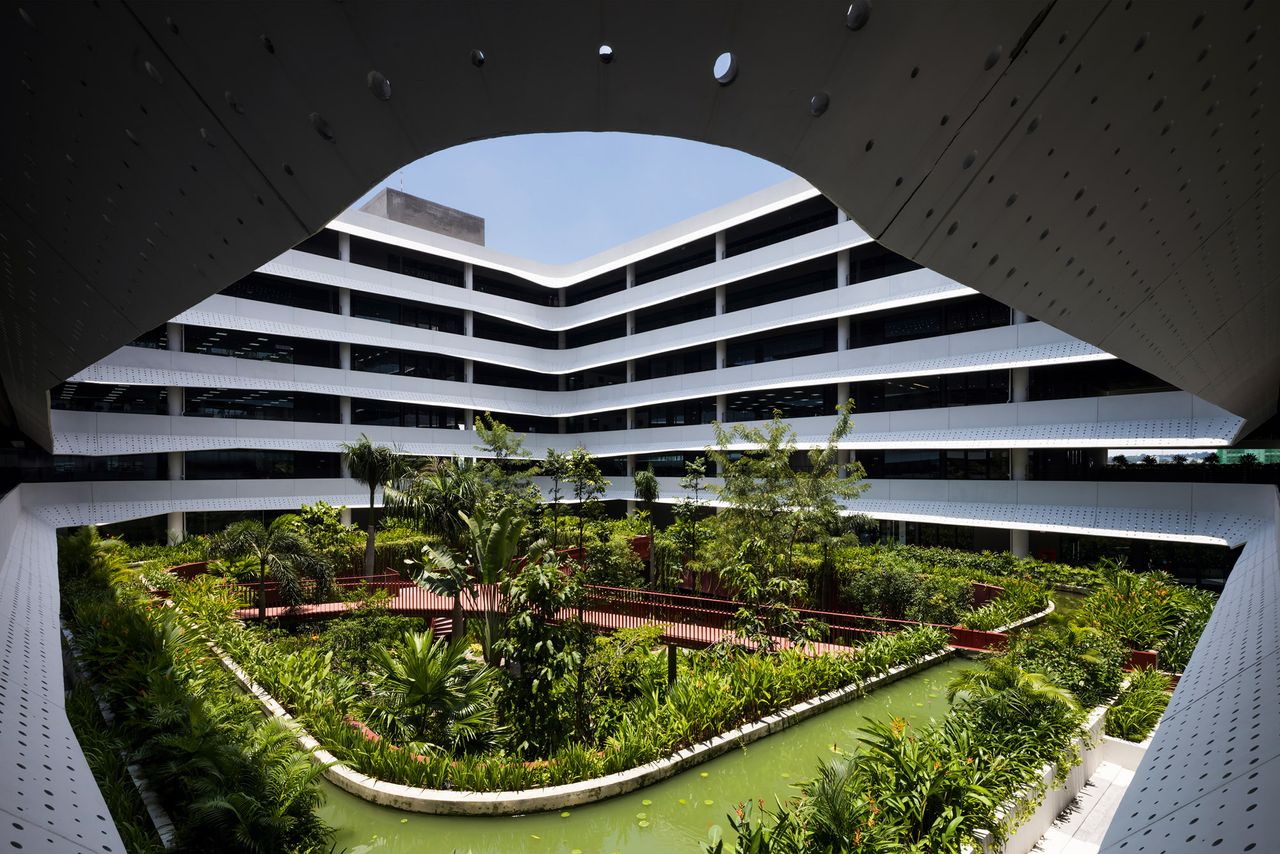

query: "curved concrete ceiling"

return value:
[3, 1, 1276, 446]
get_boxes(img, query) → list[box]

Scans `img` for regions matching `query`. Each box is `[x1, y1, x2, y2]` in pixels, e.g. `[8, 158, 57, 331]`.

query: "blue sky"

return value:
[356, 133, 794, 263]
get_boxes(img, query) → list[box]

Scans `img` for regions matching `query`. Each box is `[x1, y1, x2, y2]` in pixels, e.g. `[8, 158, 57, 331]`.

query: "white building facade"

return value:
[28, 178, 1253, 574]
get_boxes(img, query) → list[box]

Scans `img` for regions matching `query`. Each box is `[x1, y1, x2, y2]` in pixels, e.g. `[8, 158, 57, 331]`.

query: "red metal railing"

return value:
[227, 572, 1012, 652]
[231, 569, 406, 609]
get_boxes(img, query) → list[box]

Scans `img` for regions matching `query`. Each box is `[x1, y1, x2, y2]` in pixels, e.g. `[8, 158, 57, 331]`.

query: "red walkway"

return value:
[232, 575, 1008, 653]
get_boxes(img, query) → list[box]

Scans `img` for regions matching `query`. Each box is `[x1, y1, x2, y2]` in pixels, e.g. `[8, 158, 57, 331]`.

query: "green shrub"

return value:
[1008, 624, 1126, 709]
[1105, 669, 1172, 742]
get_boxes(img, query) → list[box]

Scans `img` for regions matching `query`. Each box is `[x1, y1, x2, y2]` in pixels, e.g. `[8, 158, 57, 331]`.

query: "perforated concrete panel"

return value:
[1103, 508, 1280, 852]
[0, 491, 123, 853]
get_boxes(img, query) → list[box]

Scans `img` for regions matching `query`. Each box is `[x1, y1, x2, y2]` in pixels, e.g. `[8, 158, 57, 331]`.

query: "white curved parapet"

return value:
[1100, 489, 1280, 852]
[0, 490, 124, 853]
[177, 267, 972, 373]
[18, 478, 1271, 550]
[51, 391, 1244, 458]
[69, 322, 1110, 419]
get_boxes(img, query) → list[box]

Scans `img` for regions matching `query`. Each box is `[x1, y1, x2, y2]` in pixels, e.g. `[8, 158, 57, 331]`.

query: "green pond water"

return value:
[317, 657, 973, 854]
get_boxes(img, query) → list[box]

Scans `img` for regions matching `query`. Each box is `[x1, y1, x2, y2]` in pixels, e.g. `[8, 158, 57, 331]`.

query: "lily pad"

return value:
[636, 812, 647, 820]
[678, 798, 687, 805]
[699, 771, 709, 778]
[399, 818, 408, 824]
[642, 799, 653, 806]
[560, 811, 571, 818]
[638, 820, 651, 828]
[703, 799, 715, 806]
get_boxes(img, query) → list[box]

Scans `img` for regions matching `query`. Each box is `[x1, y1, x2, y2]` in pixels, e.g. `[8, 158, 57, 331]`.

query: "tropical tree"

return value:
[209, 516, 326, 619]
[411, 546, 470, 641]
[384, 455, 484, 551]
[566, 447, 609, 553]
[708, 402, 865, 576]
[494, 555, 585, 756]
[340, 434, 403, 576]
[543, 448, 569, 549]
[469, 507, 539, 664]
[365, 629, 501, 751]
[633, 467, 660, 585]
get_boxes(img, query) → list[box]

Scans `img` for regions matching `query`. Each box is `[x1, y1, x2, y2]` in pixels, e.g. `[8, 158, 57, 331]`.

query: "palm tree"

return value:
[633, 467, 660, 586]
[340, 434, 403, 576]
[366, 629, 501, 751]
[209, 516, 325, 619]
[384, 455, 482, 552]
[414, 545, 470, 641]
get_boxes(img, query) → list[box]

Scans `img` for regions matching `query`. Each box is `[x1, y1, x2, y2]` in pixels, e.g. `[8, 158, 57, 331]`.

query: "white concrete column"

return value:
[464, 263, 474, 291]
[1010, 306, 1030, 404]
[1011, 447, 1029, 481]
[837, 248, 851, 287]
[338, 232, 351, 262]
[896, 520, 907, 544]
[165, 322, 183, 417]
[837, 316, 851, 352]
[464, 409, 475, 430]
[715, 230, 726, 261]
[837, 208, 851, 224]
[340, 507, 353, 526]
[166, 448, 184, 544]
[716, 339, 727, 369]
[716, 394, 727, 422]
[626, 263, 635, 289]
[626, 408, 636, 430]
[1009, 528, 1030, 558]
[715, 284, 727, 315]
[626, 360, 636, 383]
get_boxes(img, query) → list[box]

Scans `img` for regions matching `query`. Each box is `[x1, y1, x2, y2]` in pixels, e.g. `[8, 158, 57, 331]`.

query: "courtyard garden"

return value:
[59, 412, 1217, 852]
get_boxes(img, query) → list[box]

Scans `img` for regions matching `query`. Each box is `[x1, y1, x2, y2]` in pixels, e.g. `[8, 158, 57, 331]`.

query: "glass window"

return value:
[351, 345, 463, 381]
[221, 273, 338, 313]
[50, 383, 168, 415]
[183, 388, 339, 423]
[184, 325, 339, 367]
[724, 196, 839, 258]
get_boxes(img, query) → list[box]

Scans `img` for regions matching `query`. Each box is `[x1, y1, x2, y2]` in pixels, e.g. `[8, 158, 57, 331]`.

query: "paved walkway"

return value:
[1034, 761, 1134, 854]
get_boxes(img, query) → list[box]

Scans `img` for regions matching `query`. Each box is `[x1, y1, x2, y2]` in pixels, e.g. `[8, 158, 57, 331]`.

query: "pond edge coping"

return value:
[213, 643, 957, 815]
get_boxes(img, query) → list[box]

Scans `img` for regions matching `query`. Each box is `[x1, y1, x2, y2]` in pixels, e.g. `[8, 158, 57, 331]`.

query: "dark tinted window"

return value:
[51, 383, 168, 415]
[350, 293, 463, 333]
[184, 325, 338, 367]
[634, 237, 716, 285]
[222, 273, 338, 313]
[724, 196, 839, 258]
[351, 345, 463, 381]
[183, 388, 339, 423]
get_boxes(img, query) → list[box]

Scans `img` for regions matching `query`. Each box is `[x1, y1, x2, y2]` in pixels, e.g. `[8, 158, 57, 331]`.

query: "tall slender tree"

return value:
[340, 434, 403, 576]
[543, 448, 569, 549]
[566, 447, 609, 554]
[632, 467, 660, 586]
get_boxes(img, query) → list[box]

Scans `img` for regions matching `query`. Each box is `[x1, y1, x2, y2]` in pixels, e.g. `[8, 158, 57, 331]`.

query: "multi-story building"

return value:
[23, 178, 1243, 582]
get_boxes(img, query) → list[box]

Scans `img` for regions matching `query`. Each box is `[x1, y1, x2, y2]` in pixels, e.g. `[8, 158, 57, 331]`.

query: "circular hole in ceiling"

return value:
[713, 52, 738, 85]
